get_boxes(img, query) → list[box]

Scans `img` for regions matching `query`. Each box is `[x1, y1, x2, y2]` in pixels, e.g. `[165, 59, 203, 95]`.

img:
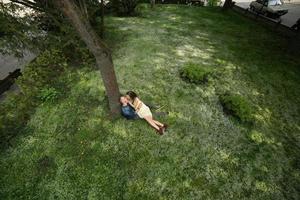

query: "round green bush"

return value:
[180, 63, 212, 84]
[220, 93, 253, 123]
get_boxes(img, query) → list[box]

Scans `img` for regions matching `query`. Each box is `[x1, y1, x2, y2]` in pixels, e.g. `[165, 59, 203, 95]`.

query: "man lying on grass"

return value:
[120, 96, 139, 120]
[120, 91, 168, 135]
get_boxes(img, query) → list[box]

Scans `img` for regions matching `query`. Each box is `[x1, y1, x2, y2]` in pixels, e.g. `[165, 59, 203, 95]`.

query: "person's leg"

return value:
[152, 119, 164, 127]
[144, 116, 160, 131]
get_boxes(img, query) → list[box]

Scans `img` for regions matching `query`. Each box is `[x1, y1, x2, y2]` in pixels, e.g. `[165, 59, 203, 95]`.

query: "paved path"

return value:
[0, 50, 36, 80]
[234, 1, 300, 27]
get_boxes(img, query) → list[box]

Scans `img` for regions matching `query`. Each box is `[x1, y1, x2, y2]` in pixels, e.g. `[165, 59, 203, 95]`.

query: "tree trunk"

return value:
[150, 0, 155, 9]
[100, 0, 104, 38]
[222, 0, 233, 10]
[78, 0, 88, 19]
[53, 0, 120, 117]
[288, 33, 300, 55]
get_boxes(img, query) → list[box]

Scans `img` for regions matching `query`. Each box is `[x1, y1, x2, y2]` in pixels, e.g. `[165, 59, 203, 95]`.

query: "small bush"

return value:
[38, 87, 60, 103]
[111, 0, 139, 16]
[220, 93, 253, 123]
[180, 63, 212, 84]
[207, 0, 221, 6]
[16, 49, 67, 97]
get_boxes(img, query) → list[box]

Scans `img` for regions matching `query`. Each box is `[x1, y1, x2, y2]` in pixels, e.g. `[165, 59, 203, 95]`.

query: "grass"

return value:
[1, 4, 300, 200]
[180, 63, 213, 84]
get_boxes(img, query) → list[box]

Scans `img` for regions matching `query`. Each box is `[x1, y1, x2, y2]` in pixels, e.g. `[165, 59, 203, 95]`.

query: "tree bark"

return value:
[150, 0, 155, 9]
[289, 32, 300, 55]
[78, 0, 89, 19]
[100, 0, 104, 38]
[53, 0, 120, 117]
[222, 0, 233, 10]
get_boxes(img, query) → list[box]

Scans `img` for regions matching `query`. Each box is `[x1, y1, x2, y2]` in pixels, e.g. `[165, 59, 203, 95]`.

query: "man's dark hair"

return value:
[126, 91, 138, 100]
[119, 94, 125, 105]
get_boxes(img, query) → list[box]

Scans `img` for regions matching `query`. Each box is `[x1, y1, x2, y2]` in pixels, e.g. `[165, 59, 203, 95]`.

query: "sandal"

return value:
[156, 127, 164, 135]
[163, 124, 168, 130]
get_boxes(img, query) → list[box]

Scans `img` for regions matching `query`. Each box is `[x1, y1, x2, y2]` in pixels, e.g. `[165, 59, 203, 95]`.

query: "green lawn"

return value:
[1, 4, 300, 200]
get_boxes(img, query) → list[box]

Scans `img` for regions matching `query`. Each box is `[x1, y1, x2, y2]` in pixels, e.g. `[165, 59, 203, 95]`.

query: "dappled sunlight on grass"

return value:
[175, 44, 213, 60]
[249, 130, 276, 145]
[1, 4, 299, 200]
[254, 107, 273, 126]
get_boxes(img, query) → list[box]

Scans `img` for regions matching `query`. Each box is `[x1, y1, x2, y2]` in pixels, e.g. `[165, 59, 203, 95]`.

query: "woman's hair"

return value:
[126, 91, 138, 100]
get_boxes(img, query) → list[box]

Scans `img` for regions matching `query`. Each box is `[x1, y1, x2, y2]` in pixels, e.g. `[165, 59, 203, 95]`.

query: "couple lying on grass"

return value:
[120, 91, 168, 135]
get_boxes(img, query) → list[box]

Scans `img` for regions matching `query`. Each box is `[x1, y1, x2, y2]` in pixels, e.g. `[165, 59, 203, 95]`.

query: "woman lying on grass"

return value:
[125, 91, 168, 135]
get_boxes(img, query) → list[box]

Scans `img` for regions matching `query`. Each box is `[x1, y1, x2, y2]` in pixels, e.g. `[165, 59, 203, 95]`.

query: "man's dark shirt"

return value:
[121, 105, 138, 120]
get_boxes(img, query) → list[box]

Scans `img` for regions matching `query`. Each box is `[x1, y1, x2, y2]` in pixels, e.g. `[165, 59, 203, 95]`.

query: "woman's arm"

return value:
[132, 98, 143, 111]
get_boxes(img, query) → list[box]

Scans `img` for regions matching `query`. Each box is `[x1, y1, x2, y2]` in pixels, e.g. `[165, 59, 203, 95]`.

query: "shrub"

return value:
[16, 49, 68, 98]
[0, 49, 68, 149]
[111, 0, 139, 16]
[207, 0, 221, 6]
[38, 87, 60, 103]
[180, 63, 212, 84]
[220, 93, 253, 123]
